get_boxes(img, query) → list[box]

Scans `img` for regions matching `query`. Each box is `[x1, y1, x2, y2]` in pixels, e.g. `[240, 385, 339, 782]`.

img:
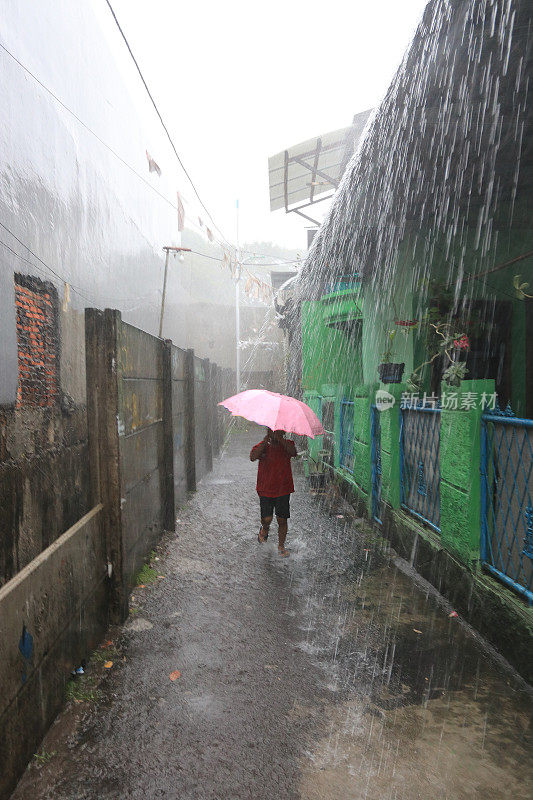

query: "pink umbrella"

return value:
[219, 390, 325, 438]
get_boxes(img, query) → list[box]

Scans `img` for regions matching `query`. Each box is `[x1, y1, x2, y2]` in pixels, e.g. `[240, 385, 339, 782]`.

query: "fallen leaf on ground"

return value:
[413, 629, 422, 634]
[336, 514, 344, 519]
[100, 640, 113, 648]
[104, 661, 113, 669]
[169, 670, 181, 681]
[158, 575, 165, 579]
[137, 584, 146, 589]
[448, 611, 458, 618]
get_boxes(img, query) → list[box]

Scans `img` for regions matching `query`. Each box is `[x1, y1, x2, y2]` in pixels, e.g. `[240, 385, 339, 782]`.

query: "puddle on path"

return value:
[285, 493, 533, 800]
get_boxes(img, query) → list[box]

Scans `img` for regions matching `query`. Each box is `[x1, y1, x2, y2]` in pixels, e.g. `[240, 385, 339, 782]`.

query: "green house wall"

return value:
[298, 224, 531, 577]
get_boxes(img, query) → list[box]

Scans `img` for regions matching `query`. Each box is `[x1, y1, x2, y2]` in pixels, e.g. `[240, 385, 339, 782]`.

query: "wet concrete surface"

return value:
[13, 428, 533, 799]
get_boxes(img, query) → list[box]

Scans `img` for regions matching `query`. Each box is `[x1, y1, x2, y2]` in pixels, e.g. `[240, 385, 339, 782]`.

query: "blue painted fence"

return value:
[340, 399, 354, 473]
[400, 402, 441, 532]
[481, 405, 533, 604]
[371, 405, 382, 524]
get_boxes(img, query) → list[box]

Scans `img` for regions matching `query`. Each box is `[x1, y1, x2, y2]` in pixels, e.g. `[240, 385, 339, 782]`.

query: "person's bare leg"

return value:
[259, 515, 272, 542]
[277, 516, 289, 555]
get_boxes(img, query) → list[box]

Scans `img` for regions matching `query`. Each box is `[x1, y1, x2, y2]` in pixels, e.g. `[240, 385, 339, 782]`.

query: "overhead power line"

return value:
[0, 39, 301, 286]
[104, 0, 231, 247]
[0, 41, 226, 249]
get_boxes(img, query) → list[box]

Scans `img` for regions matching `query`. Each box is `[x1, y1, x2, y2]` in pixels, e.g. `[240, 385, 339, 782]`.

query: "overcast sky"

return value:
[102, 0, 429, 252]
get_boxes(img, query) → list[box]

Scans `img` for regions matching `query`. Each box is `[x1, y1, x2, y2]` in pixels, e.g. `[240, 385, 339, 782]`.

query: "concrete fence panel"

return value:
[194, 356, 210, 482]
[171, 344, 188, 506]
[0, 505, 106, 800]
[117, 320, 165, 587]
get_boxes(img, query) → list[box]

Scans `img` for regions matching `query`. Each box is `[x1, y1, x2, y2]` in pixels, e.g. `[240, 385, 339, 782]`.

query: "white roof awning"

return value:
[268, 110, 371, 220]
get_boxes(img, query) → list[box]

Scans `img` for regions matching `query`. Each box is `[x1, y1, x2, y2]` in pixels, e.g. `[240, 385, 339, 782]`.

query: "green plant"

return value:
[381, 316, 418, 364]
[407, 321, 469, 391]
[135, 563, 158, 586]
[65, 677, 102, 704]
[442, 361, 468, 387]
[91, 646, 119, 665]
[514, 274, 533, 299]
[33, 750, 57, 764]
[380, 329, 397, 363]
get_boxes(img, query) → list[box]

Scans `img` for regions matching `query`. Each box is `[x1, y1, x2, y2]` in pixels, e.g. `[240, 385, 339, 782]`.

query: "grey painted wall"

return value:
[1, 0, 280, 405]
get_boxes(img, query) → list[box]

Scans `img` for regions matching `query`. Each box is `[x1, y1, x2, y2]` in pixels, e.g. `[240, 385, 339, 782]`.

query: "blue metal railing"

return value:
[340, 399, 355, 473]
[371, 405, 382, 524]
[481, 405, 533, 604]
[400, 402, 441, 532]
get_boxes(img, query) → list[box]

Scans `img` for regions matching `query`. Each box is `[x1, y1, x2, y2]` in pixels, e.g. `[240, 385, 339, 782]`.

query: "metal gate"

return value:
[481, 406, 533, 604]
[371, 405, 382, 524]
[400, 402, 441, 532]
[340, 399, 354, 473]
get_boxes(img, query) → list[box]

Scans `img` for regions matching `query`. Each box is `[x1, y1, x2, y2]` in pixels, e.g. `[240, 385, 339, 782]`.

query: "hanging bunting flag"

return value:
[146, 150, 161, 176]
[206, 227, 214, 242]
[198, 217, 204, 227]
[177, 192, 185, 231]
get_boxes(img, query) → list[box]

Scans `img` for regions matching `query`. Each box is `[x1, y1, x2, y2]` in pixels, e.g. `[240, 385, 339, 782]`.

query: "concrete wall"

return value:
[0, 404, 91, 586]
[171, 346, 188, 507]
[194, 357, 211, 483]
[0, 311, 232, 799]
[86, 310, 228, 609]
[117, 322, 165, 587]
[0, 505, 107, 800]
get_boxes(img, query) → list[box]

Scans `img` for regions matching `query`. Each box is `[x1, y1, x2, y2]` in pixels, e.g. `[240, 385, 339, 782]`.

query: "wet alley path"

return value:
[13, 429, 533, 800]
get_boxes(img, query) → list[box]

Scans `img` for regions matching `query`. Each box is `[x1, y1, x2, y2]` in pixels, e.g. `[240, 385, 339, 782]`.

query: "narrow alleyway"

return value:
[13, 429, 532, 800]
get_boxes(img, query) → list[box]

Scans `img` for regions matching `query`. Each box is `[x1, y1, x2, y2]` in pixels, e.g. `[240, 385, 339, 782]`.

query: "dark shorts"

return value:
[259, 495, 290, 520]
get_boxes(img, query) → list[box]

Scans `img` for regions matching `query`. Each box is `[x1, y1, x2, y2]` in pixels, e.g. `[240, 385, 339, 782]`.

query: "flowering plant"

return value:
[453, 335, 470, 350]
[407, 321, 470, 391]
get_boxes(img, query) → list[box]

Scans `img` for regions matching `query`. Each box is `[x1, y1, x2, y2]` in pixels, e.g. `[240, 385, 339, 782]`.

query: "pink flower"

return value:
[454, 335, 470, 350]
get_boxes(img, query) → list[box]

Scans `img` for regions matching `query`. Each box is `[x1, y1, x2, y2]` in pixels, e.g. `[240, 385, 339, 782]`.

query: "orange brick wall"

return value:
[14, 276, 59, 408]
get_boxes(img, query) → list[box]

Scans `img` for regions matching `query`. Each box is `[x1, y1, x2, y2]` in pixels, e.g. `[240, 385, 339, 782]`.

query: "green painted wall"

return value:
[361, 271, 416, 387]
[301, 301, 362, 394]
[348, 384, 376, 502]
[403, 225, 533, 408]
[302, 390, 323, 464]
[439, 379, 495, 566]
[511, 301, 526, 415]
[299, 211, 531, 580]
[378, 384, 406, 509]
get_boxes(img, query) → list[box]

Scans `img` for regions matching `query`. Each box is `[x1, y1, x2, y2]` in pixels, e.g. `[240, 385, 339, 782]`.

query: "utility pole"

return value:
[235, 268, 241, 393]
[235, 198, 241, 393]
[159, 246, 191, 338]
